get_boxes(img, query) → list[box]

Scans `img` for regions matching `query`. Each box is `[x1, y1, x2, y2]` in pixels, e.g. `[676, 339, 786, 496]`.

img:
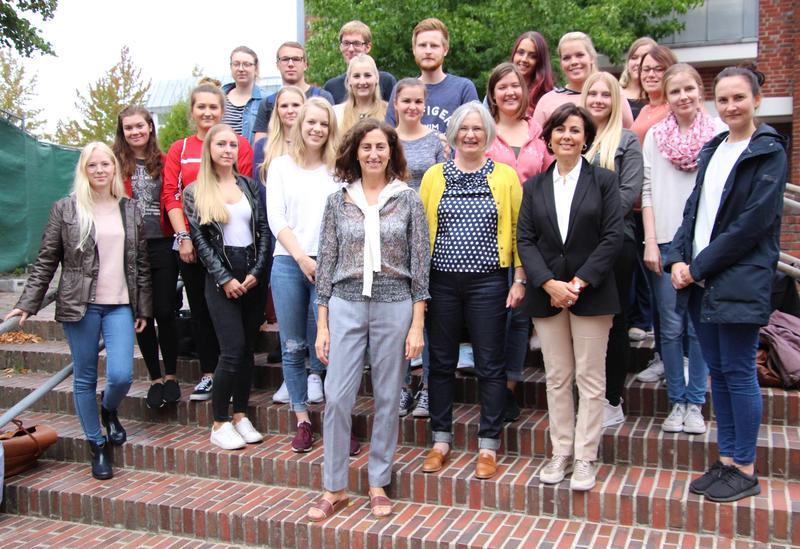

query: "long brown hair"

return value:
[334, 119, 408, 183]
[510, 31, 554, 111]
[113, 105, 162, 180]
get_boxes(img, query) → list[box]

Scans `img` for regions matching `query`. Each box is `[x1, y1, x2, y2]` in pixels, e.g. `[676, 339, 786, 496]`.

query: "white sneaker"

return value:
[602, 398, 625, 428]
[210, 422, 246, 450]
[307, 374, 324, 403]
[636, 353, 665, 383]
[683, 404, 707, 434]
[662, 403, 687, 433]
[529, 333, 542, 351]
[539, 454, 572, 484]
[570, 460, 596, 491]
[628, 327, 647, 341]
[272, 381, 290, 404]
[233, 417, 263, 444]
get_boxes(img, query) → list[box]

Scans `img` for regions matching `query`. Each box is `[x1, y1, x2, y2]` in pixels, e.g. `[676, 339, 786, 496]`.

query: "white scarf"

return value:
[346, 179, 410, 297]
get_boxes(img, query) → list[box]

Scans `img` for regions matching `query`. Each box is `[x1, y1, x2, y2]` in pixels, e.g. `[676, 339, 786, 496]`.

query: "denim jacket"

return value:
[221, 83, 266, 145]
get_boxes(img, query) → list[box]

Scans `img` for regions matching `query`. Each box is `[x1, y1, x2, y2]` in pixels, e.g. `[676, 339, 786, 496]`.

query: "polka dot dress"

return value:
[432, 159, 500, 273]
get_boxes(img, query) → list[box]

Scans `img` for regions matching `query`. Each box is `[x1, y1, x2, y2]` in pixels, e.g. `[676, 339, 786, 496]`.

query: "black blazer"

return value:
[517, 158, 623, 317]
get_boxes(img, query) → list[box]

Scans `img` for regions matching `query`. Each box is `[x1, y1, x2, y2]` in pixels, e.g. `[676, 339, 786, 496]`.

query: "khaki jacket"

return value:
[16, 195, 152, 322]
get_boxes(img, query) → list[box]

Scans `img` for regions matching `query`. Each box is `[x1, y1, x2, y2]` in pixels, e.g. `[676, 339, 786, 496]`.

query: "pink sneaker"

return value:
[292, 421, 315, 453]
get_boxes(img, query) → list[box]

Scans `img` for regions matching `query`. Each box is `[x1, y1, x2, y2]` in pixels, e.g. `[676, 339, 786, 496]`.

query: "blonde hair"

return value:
[288, 97, 339, 169]
[581, 72, 623, 170]
[259, 86, 306, 181]
[619, 37, 657, 89]
[339, 20, 372, 43]
[558, 32, 598, 74]
[193, 124, 239, 225]
[340, 54, 387, 134]
[73, 142, 125, 250]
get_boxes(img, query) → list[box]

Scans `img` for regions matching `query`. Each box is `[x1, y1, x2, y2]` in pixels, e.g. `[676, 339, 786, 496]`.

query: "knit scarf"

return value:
[345, 179, 410, 298]
[653, 110, 716, 172]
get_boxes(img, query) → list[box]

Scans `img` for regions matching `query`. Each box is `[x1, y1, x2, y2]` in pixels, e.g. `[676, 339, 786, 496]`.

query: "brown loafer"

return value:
[422, 448, 448, 473]
[475, 453, 497, 479]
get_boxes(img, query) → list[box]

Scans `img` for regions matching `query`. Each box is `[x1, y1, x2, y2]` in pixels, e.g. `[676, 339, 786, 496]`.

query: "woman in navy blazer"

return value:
[517, 103, 623, 491]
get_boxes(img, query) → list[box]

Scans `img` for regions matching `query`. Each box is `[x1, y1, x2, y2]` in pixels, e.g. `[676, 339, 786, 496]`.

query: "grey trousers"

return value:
[323, 296, 412, 491]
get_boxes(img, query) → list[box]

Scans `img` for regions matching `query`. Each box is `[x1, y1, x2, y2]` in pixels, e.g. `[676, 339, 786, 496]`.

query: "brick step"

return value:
[2, 343, 798, 426]
[1, 460, 779, 547]
[0, 513, 240, 548]
[13, 409, 799, 546]
[3, 376, 798, 479]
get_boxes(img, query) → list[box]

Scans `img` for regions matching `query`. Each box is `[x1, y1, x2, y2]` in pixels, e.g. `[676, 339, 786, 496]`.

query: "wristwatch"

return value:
[513, 278, 527, 286]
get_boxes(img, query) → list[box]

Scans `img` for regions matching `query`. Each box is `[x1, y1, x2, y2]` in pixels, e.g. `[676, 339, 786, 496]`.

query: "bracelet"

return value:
[176, 231, 191, 243]
[513, 278, 527, 286]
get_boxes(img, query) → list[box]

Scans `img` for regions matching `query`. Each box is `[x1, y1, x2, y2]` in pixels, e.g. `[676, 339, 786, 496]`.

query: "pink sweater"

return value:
[93, 202, 129, 305]
[532, 88, 634, 129]
[485, 117, 553, 184]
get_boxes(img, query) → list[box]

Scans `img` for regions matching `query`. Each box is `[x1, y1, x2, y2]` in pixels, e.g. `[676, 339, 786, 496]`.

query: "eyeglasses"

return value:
[457, 126, 485, 134]
[340, 40, 368, 49]
[278, 56, 304, 64]
[231, 61, 255, 69]
[641, 65, 666, 75]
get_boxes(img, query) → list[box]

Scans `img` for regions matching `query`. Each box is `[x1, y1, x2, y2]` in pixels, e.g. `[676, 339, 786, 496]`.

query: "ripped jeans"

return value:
[270, 255, 320, 412]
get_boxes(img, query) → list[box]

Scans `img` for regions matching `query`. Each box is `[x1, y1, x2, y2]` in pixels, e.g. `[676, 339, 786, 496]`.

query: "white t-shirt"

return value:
[692, 137, 750, 260]
[222, 194, 253, 247]
[266, 154, 341, 257]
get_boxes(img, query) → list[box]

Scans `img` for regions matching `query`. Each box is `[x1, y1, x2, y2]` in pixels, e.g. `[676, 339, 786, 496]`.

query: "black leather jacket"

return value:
[183, 174, 270, 286]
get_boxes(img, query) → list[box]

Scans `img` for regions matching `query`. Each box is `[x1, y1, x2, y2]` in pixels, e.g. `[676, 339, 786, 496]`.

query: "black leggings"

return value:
[606, 238, 637, 406]
[205, 246, 267, 422]
[179, 255, 220, 375]
[136, 237, 179, 380]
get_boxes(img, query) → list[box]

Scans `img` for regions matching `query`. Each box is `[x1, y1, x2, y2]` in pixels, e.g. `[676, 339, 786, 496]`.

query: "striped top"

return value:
[222, 98, 246, 136]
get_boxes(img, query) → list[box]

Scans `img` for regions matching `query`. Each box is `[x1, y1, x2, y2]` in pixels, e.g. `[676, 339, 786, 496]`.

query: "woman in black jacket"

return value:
[667, 66, 788, 503]
[517, 103, 623, 492]
[183, 123, 271, 451]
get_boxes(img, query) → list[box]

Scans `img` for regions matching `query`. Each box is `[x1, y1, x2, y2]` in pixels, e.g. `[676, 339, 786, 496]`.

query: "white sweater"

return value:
[266, 154, 341, 257]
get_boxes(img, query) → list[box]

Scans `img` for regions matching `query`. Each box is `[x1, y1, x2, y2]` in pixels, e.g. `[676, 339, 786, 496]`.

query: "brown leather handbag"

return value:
[0, 419, 58, 478]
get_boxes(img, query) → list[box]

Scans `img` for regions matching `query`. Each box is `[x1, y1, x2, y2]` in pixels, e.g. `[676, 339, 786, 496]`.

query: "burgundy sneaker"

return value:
[350, 433, 361, 456]
[292, 421, 314, 453]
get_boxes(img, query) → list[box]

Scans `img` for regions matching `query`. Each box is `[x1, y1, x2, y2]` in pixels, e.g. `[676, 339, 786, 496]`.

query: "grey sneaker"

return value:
[683, 404, 707, 434]
[662, 403, 687, 432]
[570, 460, 596, 491]
[636, 353, 665, 382]
[539, 455, 572, 484]
[399, 388, 414, 417]
[412, 388, 430, 418]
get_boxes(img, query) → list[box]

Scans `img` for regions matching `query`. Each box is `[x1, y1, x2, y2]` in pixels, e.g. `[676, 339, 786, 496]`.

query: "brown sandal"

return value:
[307, 496, 350, 522]
[369, 494, 392, 518]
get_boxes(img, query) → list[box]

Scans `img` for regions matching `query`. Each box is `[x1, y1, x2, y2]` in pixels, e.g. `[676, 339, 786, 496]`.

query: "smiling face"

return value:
[714, 75, 760, 135]
[560, 40, 593, 88]
[121, 113, 151, 152]
[493, 71, 524, 117]
[455, 111, 487, 155]
[394, 85, 426, 125]
[549, 114, 586, 163]
[300, 105, 331, 151]
[357, 128, 391, 179]
[585, 79, 613, 125]
[230, 51, 257, 86]
[277, 46, 306, 85]
[86, 149, 116, 193]
[276, 90, 304, 130]
[209, 128, 239, 172]
[348, 60, 378, 99]
[512, 38, 538, 78]
[191, 92, 223, 131]
[340, 32, 372, 63]
[640, 53, 667, 100]
[665, 71, 702, 122]
[627, 45, 651, 83]
[413, 30, 448, 72]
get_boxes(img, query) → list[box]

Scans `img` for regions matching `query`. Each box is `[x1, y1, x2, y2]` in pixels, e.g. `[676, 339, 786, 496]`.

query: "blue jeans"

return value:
[63, 304, 134, 444]
[650, 244, 707, 405]
[688, 286, 761, 465]
[505, 269, 529, 383]
[404, 327, 429, 387]
[270, 255, 322, 412]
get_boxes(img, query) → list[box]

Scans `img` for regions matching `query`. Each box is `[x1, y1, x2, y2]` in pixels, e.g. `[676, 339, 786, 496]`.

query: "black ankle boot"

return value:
[100, 405, 127, 445]
[88, 440, 113, 480]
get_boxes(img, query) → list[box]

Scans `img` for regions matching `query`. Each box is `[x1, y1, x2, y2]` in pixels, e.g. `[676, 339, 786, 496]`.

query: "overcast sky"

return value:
[24, 0, 301, 132]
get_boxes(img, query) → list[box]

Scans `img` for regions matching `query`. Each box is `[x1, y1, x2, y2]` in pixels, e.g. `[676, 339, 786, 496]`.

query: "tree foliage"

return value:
[0, 48, 44, 132]
[53, 46, 150, 147]
[158, 99, 191, 151]
[305, 0, 701, 96]
[0, 0, 58, 57]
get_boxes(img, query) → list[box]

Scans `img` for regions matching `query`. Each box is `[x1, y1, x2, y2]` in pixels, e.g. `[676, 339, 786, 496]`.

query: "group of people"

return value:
[6, 16, 788, 521]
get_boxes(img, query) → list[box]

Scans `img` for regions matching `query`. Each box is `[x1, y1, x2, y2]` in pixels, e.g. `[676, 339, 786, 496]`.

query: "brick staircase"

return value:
[0, 316, 797, 547]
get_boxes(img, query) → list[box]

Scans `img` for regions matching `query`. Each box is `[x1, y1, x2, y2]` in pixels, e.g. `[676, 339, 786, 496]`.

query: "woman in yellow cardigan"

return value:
[418, 101, 524, 480]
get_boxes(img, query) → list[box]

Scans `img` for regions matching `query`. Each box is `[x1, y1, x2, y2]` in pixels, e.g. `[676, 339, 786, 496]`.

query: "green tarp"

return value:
[0, 118, 79, 271]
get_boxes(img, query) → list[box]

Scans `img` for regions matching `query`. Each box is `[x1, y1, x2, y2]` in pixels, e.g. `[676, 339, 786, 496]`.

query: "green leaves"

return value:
[0, 0, 58, 57]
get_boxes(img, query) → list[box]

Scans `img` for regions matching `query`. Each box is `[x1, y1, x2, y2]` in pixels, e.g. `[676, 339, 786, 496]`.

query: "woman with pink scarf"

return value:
[641, 64, 724, 436]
